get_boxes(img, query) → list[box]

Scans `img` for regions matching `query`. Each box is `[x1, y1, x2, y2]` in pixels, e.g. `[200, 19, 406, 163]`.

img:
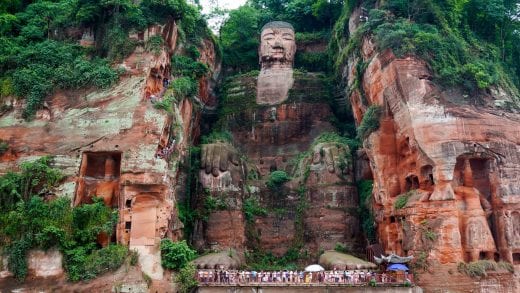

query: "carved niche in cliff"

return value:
[74, 152, 121, 207]
[74, 151, 122, 246]
[257, 21, 296, 105]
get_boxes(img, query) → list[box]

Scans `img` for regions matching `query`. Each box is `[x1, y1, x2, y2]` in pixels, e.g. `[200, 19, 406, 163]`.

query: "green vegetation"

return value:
[0, 157, 124, 281]
[201, 130, 233, 144]
[220, 0, 344, 74]
[177, 146, 200, 240]
[357, 179, 376, 243]
[313, 131, 359, 153]
[176, 263, 199, 293]
[394, 191, 413, 209]
[204, 195, 228, 213]
[266, 170, 291, 190]
[334, 242, 351, 253]
[245, 247, 307, 271]
[356, 105, 382, 140]
[295, 52, 329, 72]
[331, 0, 520, 99]
[0, 139, 7, 154]
[0, 0, 213, 119]
[9, 41, 118, 119]
[160, 239, 196, 271]
[243, 197, 268, 223]
[145, 35, 165, 55]
[457, 260, 514, 278]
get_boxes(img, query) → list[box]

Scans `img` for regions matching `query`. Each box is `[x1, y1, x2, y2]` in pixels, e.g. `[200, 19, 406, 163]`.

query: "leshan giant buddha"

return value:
[257, 21, 297, 105]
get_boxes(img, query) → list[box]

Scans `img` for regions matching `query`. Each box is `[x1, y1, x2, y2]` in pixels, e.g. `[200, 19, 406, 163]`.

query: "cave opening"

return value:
[405, 175, 419, 192]
[420, 165, 434, 190]
[513, 253, 520, 265]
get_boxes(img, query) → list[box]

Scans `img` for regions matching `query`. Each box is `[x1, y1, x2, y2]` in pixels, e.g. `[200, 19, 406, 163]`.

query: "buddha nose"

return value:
[274, 40, 283, 47]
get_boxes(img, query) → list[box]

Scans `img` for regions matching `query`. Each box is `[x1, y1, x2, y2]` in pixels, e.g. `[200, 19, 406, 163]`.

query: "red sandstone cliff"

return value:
[344, 8, 520, 292]
[0, 19, 220, 289]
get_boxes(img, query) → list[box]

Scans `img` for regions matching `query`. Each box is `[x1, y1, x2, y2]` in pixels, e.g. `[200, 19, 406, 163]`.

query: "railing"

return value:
[195, 270, 414, 287]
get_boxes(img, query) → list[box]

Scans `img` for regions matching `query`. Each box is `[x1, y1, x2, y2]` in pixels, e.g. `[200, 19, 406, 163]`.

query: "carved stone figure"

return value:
[311, 142, 349, 175]
[96, 156, 118, 206]
[257, 21, 296, 105]
[199, 142, 243, 191]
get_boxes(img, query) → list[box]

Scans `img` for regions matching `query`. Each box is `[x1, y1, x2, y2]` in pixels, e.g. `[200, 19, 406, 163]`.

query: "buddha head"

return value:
[259, 21, 296, 69]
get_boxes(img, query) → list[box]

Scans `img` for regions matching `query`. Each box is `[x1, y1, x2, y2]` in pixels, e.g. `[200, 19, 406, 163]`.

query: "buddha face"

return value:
[259, 27, 296, 68]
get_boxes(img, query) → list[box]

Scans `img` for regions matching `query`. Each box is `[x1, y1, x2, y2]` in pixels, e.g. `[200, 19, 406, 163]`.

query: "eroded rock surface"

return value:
[343, 19, 520, 291]
[0, 20, 219, 282]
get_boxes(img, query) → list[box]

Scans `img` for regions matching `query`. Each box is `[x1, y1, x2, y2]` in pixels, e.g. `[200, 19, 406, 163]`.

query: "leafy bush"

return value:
[204, 195, 228, 212]
[176, 263, 198, 293]
[458, 260, 514, 278]
[145, 35, 164, 55]
[245, 248, 304, 271]
[201, 130, 233, 144]
[69, 244, 128, 281]
[0, 156, 63, 211]
[357, 180, 376, 243]
[171, 55, 208, 79]
[357, 105, 382, 140]
[8, 40, 118, 119]
[334, 242, 351, 253]
[172, 77, 198, 99]
[0, 157, 125, 281]
[295, 52, 329, 72]
[394, 193, 411, 209]
[266, 171, 291, 190]
[160, 239, 196, 271]
[0, 139, 8, 154]
[243, 197, 267, 223]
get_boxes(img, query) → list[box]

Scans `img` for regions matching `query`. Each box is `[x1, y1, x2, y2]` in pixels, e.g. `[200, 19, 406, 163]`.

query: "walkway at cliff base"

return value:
[194, 250, 418, 291]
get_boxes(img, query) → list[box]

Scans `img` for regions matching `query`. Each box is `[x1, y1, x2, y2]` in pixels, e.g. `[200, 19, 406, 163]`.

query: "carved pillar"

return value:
[462, 158, 474, 187]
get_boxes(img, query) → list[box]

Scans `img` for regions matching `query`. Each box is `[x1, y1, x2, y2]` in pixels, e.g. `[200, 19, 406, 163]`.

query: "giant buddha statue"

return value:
[257, 21, 296, 105]
[192, 21, 358, 259]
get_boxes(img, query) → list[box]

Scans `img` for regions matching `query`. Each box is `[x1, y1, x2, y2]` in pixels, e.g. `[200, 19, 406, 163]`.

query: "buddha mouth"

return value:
[271, 46, 285, 55]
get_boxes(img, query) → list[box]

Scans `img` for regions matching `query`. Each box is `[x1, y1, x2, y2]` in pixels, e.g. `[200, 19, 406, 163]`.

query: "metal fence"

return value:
[195, 270, 414, 286]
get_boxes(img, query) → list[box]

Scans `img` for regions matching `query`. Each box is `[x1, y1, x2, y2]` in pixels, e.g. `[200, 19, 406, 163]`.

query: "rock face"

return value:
[0, 19, 220, 281]
[193, 22, 360, 258]
[342, 11, 520, 291]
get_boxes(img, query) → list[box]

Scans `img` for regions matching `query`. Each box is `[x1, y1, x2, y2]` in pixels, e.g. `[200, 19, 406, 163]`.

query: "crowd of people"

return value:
[196, 269, 412, 286]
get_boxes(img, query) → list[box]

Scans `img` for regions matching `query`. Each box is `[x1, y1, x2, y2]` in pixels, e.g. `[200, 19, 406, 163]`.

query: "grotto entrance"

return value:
[74, 151, 122, 207]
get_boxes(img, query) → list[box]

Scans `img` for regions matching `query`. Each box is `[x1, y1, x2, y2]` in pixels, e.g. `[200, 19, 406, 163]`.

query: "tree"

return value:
[220, 5, 261, 72]
[160, 239, 196, 270]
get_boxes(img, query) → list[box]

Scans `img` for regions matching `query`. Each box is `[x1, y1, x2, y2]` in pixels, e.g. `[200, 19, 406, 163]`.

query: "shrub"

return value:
[145, 35, 164, 55]
[334, 242, 351, 253]
[171, 55, 208, 79]
[204, 195, 228, 213]
[160, 239, 196, 271]
[266, 171, 291, 190]
[243, 197, 268, 223]
[357, 180, 376, 242]
[357, 105, 382, 140]
[129, 249, 139, 266]
[201, 130, 233, 144]
[394, 193, 410, 209]
[82, 244, 128, 280]
[176, 263, 198, 293]
[172, 77, 198, 98]
[0, 140, 8, 154]
[458, 260, 513, 278]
